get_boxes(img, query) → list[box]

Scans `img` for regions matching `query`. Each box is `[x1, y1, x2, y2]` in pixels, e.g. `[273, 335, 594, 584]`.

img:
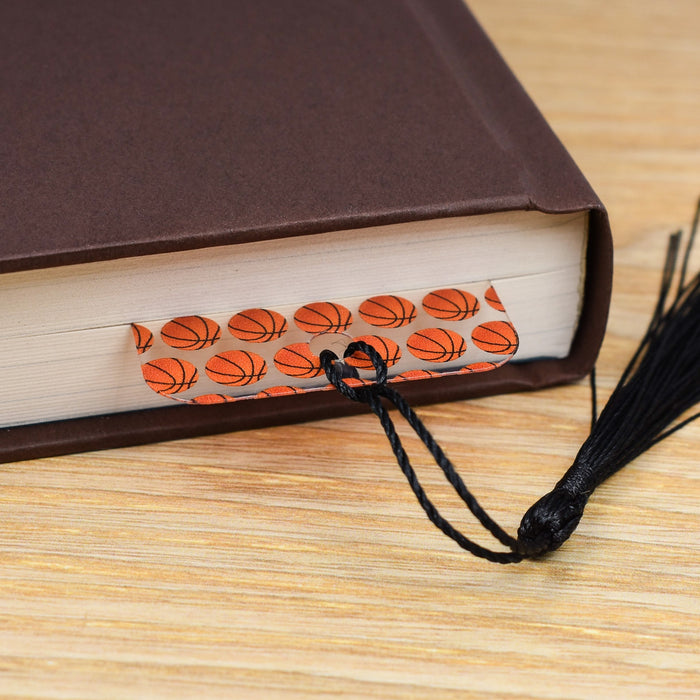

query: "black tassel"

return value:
[322, 201, 700, 562]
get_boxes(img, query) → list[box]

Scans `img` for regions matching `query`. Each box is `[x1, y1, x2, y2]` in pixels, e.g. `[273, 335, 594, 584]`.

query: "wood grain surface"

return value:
[2, 1, 699, 697]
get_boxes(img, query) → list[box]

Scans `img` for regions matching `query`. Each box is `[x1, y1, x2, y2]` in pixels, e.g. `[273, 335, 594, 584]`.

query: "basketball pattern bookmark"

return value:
[131, 281, 519, 404]
[127, 203, 700, 563]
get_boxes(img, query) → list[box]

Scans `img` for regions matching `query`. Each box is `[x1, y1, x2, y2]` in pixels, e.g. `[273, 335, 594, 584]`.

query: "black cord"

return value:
[321, 343, 522, 563]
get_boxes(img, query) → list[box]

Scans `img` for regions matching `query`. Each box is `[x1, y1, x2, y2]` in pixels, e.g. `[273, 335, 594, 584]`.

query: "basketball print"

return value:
[273, 343, 324, 378]
[141, 357, 198, 394]
[293, 301, 353, 334]
[256, 385, 306, 398]
[358, 295, 417, 328]
[228, 308, 288, 343]
[205, 350, 268, 386]
[484, 286, 505, 312]
[471, 321, 519, 355]
[160, 315, 221, 350]
[191, 394, 237, 404]
[422, 288, 480, 321]
[131, 323, 154, 354]
[407, 328, 467, 363]
[346, 335, 402, 370]
[390, 369, 440, 382]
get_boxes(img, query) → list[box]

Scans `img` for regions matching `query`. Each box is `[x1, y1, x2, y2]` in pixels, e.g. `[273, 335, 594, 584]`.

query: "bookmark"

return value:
[129, 202, 699, 563]
[131, 281, 518, 404]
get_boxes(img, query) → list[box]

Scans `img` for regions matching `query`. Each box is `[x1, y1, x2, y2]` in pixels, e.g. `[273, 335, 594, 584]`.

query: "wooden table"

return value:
[2, 1, 698, 697]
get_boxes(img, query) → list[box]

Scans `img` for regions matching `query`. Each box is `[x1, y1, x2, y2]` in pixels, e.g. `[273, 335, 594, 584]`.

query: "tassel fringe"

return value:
[518, 219, 699, 556]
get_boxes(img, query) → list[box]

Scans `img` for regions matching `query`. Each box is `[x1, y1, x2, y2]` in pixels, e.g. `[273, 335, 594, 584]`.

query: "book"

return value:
[0, 0, 612, 462]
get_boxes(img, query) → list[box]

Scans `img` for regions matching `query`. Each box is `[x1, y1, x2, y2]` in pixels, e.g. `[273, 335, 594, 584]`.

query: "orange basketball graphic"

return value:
[141, 357, 198, 394]
[407, 328, 467, 363]
[191, 394, 238, 404]
[273, 343, 324, 378]
[422, 288, 480, 321]
[131, 323, 154, 354]
[160, 315, 221, 350]
[390, 369, 440, 382]
[256, 385, 306, 398]
[293, 301, 353, 333]
[346, 335, 402, 370]
[205, 350, 267, 386]
[484, 285, 505, 312]
[228, 308, 288, 343]
[358, 295, 417, 328]
[471, 321, 519, 355]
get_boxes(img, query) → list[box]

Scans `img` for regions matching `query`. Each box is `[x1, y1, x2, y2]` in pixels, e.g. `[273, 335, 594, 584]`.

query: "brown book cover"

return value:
[0, 0, 612, 462]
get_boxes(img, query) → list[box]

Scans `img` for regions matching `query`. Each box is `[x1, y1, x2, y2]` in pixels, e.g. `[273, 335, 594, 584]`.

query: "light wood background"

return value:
[2, 1, 699, 697]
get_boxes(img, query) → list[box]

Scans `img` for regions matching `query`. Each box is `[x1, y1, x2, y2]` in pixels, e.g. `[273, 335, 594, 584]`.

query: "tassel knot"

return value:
[516, 486, 589, 557]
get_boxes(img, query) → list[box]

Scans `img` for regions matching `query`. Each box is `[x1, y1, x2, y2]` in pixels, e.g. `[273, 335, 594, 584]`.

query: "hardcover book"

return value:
[0, 0, 612, 462]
